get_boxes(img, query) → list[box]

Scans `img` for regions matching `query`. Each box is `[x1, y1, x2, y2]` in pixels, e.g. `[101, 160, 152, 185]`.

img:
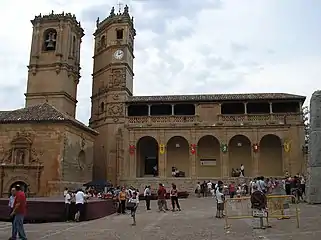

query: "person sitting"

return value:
[153, 165, 158, 177]
[231, 168, 237, 177]
[172, 167, 178, 177]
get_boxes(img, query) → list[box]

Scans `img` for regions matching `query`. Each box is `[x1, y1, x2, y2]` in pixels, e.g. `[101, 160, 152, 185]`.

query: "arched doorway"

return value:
[136, 136, 159, 177]
[197, 135, 221, 177]
[259, 134, 283, 176]
[228, 135, 252, 177]
[9, 181, 28, 196]
[166, 136, 189, 177]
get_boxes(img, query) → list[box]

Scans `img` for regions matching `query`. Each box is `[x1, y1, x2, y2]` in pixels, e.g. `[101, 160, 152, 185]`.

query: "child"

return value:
[128, 191, 139, 225]
[216, 187, 225, 218]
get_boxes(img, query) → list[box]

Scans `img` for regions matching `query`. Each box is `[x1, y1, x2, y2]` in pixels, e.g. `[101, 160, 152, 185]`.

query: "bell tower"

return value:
[25, 11, 84, 118]
[90, 5, 135, 127]
[89, 5, 135, 182]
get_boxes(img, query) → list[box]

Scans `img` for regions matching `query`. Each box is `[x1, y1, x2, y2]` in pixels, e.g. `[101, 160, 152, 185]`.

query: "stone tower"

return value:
[90, 5, 135, 183]
[25, 11, 84, 118]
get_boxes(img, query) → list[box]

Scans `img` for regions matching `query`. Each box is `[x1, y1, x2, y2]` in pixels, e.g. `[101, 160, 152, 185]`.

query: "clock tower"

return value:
[90, 5, 135, 182]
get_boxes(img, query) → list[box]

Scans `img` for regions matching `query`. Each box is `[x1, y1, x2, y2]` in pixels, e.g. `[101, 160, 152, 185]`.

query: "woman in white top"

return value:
[128, 191, 139, 225]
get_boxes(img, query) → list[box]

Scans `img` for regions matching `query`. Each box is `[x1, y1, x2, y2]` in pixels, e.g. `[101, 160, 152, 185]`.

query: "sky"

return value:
[0, 0, 320, 124]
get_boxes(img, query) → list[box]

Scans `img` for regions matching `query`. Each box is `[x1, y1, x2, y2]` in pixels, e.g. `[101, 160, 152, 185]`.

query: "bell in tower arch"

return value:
[44, 29, 57, 51]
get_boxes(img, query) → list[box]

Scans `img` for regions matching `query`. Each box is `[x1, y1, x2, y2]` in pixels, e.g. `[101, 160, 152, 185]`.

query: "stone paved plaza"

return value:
[1, 197, 321, 239]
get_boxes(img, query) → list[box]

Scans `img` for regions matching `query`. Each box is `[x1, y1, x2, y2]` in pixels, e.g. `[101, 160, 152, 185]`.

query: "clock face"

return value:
[113, 49, 124, 60]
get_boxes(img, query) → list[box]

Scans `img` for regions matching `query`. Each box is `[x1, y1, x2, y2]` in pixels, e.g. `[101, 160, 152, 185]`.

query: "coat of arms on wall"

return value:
[283, 139, 291, 153]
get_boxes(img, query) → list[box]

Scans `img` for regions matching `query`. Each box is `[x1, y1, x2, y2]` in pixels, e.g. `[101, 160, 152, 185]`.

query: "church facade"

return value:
[0, 12, 97, 197]
[0, 6, 306, 196]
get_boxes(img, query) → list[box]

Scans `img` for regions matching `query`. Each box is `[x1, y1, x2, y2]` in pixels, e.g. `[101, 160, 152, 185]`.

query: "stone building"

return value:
[0, 6, 307, 196]
[0, 12, 97, 197]
[90, 6, 306, 191]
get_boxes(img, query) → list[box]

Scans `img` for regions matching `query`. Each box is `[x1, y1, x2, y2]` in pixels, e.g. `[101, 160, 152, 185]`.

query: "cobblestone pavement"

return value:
[0, 197, 321, 239]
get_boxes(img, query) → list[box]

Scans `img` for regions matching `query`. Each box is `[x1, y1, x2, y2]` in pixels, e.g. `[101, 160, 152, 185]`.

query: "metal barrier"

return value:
[224, 195, 299, 229]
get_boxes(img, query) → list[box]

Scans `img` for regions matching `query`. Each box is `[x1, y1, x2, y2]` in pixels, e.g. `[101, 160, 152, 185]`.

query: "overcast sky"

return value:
[0, 0, 320, 123]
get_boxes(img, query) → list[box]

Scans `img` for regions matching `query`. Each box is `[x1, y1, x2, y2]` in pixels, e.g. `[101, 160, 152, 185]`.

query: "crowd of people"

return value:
[6, 169, 307, 238]
[195, 173, 306, 221]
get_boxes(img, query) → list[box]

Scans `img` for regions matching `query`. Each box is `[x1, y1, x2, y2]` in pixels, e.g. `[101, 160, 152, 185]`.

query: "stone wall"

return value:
[0, 123, 96, 197]
[0, 123, 63, 197]
[61, 125, 95, 184]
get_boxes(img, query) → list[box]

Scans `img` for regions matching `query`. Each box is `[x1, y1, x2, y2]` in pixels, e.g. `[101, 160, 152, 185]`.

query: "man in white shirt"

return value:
[207, 181, 212, 195]
[64, 190, 71, 222]
[215, 187, 225, 218]
[75, 189, 86, 222]
[143, 186, 151, 210]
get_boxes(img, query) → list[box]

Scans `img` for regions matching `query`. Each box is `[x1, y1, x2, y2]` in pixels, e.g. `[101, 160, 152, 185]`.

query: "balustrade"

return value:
[218, 113, 302, 124]
[127, 113, 301, 126]
[127, 115, 198, 124]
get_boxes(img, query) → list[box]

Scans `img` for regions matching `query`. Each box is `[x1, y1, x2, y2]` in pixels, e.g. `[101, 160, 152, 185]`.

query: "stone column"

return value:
[244, 102, 247, 114]
[253, 152, 259, 176]
[171, 105, 175, 115]
[190, 130, 197, 178]
[129, 131, 136, 179]
[307, 91, 321, 203]
[282, 142, 290, 174]
[269, 102, 273, 113]
[148, 105, 151, 116]
[158, 131, 166, 178]
[221, 153, 229, 177]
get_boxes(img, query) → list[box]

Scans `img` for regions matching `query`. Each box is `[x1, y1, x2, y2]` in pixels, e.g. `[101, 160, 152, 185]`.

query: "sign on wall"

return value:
[200, 159, 217, 166]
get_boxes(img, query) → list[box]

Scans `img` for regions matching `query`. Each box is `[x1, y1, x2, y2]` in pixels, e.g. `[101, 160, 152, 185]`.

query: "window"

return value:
[116, 29, 123, 40]
[72, 36, 76, 56]
[100, 102, 104, 113]
[43, 28, 57, 51]
[100, 35, 106, 48]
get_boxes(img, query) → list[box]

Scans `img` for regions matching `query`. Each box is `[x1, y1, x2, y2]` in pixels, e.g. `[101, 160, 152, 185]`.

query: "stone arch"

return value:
[259, 134, 283, 176]
[228, 135, 252, 177]
[136, 136, 159, 177]
[4, 176, 33, 197]
[197, 135, 221, 177]
[43, 28, 57, 51]
[166, 136, 189, 177]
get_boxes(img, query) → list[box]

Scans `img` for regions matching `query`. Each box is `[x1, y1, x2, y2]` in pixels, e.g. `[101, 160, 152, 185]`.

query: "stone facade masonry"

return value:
[0, 123, 95, 197]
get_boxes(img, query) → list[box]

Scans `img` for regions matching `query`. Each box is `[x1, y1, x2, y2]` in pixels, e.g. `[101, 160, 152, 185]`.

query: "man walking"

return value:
[8, 187, 16, 232]
[9, 185, 27, 240]
[157, 183, 166, 212]
[144, 186, 151, 210]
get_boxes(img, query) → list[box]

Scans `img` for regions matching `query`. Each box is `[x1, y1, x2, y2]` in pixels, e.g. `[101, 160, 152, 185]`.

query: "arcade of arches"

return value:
[135, 134, 284, 178]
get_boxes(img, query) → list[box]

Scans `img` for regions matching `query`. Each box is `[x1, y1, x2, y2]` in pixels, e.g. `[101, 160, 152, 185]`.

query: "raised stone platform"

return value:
[0, 197, 116, 222]
[120, 177, 258, 193]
